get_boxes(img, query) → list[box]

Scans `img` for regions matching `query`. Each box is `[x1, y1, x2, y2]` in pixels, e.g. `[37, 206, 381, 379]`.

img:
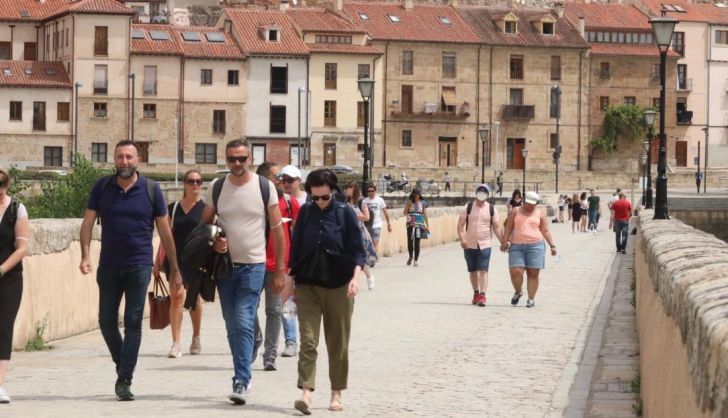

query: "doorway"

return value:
[507, 138, 525, 169]
[438, 137, 457, 167]
[324, 143, 336, 166]
[675, 140, 687, 167]
[401, 85, 413, 114]
[137, 141, 149, 163]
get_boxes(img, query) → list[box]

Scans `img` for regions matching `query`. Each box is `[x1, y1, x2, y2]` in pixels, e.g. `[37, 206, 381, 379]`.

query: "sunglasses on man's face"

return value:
[185, 179, 203, 185]
[311, 193, 332, 202]
[226, 155, 249, 164]
[367, 189, 375, 193]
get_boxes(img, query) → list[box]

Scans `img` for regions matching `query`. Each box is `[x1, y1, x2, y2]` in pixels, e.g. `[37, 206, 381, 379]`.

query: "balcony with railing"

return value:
[676, 110, 693, 125]
[677, 77, 693, 91]
[389, 102, 470, 119]
[599, 69, 611, 80]
[501, 104, 535, 120]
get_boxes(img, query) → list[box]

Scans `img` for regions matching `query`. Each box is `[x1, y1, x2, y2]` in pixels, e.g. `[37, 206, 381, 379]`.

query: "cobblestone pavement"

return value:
[5, 219, 616, 417]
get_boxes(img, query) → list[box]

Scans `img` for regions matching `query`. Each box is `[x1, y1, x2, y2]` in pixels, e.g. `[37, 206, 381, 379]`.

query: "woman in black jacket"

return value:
[284, 169, 365, 415]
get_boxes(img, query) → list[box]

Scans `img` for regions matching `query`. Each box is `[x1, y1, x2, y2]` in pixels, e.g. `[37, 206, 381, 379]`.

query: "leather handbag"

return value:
[148, 273, 171, 330]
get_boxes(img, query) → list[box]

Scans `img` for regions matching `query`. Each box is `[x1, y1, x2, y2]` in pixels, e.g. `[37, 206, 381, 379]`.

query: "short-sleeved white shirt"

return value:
[205, 174, 278, 264]
[363, 196, 387, 229]
[1, 197, 28, 220]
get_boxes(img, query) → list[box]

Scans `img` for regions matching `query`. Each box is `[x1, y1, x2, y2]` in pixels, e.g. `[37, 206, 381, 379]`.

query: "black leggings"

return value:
[0, 272, 23, 360]
[407, 226, 421, 261]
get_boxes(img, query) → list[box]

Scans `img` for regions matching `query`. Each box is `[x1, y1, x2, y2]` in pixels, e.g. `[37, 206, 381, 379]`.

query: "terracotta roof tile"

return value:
[226, 9, 309, 56]
[0, 60, 71, 88]
[131, 24, 244, 60]
[342, 2, 481, 44]
[686, 4, 728, 25]
[0, 0, 134, 22]
[590, 43, 680, 58]
[458, 7, 589, 49]
[306, 43, 381, 55]
[640, 0, 708, 23]
[564, 3, 651, 31]
[287, 7, 366, 34]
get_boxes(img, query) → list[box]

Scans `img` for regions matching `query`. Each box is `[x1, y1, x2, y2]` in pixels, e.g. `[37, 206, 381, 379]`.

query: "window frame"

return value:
[270, 66, 288, 94]
[510, 55, 524, 80]
[94, 64, 108, 94]
[358, 64, 370, 80]
[201, 69, 213, 85]
[228, 69, 239, 86]
[143, 66, 157, 95]
[401, 130, 413, 147]
[402, 50, 413, 75]
[442, 52, 456, 79]
[143, 103, 157, 119]
[505, 21, 517, 34]
[324, 100, 337, 127]
[550, 56, 561, 81]
[195, 143, 217, 164]
[325, 63, 337, 90]
[599, 96, 610, 112]
[213, 109, 226, 134]
[9, 101, 22, 121]
[91, 142, 108, 163]
[270, 105, 287, 133]
[57, 102, 70, 122]
[94, 26, 108, 56]
[43, 146, 62, 167]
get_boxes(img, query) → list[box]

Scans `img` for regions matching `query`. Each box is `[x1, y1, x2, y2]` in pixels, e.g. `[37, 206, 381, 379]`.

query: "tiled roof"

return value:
[458, 7, 589, 49]
[306, 43, 381, 55]
[287, 7, 366, 34]
[639, 0, 708, 23]
[686, 4, 728, 25]
[0, 61, 71, 88]
[342, 2, 481, 44]
[226, 9, 309, 56]
[131, 24, 244, 60]
[0, 0, 134, 22]
[590, 43, 680, 58]
[564, 3, 651, 31]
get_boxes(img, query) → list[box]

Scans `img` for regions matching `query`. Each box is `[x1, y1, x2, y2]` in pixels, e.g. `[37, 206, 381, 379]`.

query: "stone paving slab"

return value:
[4, 220, 615, 417]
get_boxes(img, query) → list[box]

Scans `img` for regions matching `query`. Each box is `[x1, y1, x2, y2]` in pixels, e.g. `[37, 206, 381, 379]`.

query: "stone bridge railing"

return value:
[636, 211, 728, 418]
[12, 207, 463, 350]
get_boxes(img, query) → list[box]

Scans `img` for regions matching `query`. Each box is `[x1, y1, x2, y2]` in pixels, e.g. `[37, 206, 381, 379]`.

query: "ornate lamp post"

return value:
[643, 110, 656, 208]
[521, 147, 529, 192]
[357, 78, 375, 188]
[650, 13, 678, 219]
[641, 151, 648, 206]
[478, 124, 490, 184]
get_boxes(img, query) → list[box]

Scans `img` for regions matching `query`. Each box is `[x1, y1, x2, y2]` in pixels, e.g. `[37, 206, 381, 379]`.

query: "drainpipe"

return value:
[35, 26, 40, 60]
[488, 46, 493, 169]
[9, 25, 14, 59]
[305, 55, 310, 166]
[371, 53, 382, 173]
[476, 44, 482, 168]
[587, 52, 592, 171]
[382, 41, 389, 167]
[179, 56, 185, 164]
[705, 24, 712, 193]
[577, 49, 584, 171]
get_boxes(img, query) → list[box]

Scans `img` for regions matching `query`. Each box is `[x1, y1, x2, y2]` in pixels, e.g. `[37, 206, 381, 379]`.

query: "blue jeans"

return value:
[588, 209, 599, 230]
[283, 310, 297, 345]
[253, 272, 283, 363]
[97, 265, 152, 383]
[614, 220, 629, 251]
[218, 263, 265, 386]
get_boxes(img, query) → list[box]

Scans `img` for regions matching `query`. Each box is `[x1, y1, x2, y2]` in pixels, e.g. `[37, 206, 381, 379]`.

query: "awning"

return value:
[442, 87, 457, 107]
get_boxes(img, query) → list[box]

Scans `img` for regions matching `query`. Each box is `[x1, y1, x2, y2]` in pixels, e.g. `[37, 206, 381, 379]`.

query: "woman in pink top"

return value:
[500, 191, 557, 308]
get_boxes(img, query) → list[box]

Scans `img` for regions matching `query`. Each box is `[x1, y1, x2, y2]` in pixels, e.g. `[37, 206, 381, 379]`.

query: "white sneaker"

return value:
[190, 336, 201, 355]
[168, 343, 182, 358]
[367, 275, 375, 290]
[413, 261, 419, 267]
[0, 386, 10, 403]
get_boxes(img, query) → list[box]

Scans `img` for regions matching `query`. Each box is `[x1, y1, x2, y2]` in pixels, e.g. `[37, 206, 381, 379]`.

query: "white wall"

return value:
[0, 88, 73, 135]
[708, 24, 728, 167]
[245, 56, 308, 138]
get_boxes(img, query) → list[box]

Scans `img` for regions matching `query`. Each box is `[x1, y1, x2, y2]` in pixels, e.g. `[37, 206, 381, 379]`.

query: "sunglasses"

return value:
[226, 155, 249, 164]
[367, 189, 375, 193]
[279, 177, 296, 184]
[311, 193, 332, 202]
[185, 179, 203, 185]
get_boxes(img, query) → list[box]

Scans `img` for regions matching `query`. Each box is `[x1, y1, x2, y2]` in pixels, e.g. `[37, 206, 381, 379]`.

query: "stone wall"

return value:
[12, 208, 462, 349]
[671, 198, 728, 242]
[635, 211, 728, 418]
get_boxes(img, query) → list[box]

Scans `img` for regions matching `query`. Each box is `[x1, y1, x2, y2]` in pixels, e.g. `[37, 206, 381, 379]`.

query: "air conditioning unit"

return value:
[424, 102, 437, 114]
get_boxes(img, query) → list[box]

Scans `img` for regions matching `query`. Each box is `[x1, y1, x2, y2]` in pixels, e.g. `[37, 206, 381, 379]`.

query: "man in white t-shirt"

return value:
[456, 184, 503, 307]
[362, 184, 391, 253]
[200, 139, 286, 406]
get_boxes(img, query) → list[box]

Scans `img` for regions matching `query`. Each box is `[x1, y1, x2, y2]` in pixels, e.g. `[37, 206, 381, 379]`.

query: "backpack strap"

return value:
[170, 201, 179, 230]
[95, 175, 114, 225]
[8, 200, 19, 228]
[95, 175, 158, 225]
[336, 202, 347, 244]
[489, 202, 495, 239]
[146, 178, 157, 210]
[212, 176, 225, 211]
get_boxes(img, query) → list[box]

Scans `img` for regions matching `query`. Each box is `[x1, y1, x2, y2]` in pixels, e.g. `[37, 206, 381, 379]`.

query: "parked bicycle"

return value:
[416, 179, 441, 196]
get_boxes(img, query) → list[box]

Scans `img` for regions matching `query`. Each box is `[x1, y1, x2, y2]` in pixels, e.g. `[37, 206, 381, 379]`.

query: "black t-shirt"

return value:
[509, 198, 522, 208]
[169, 200, 205, 261]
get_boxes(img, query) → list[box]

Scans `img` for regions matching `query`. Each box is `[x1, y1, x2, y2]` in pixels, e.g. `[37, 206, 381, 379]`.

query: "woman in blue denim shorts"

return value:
[500, 191, 557, 308]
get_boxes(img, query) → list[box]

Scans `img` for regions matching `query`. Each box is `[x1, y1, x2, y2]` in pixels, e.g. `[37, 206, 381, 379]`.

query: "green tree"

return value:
[591, 105, 649, 155]
[29, 155, 109, 218]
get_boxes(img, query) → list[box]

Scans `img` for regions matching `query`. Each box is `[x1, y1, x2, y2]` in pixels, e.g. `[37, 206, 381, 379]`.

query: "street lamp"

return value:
[478, 124, 490, 184]
[357, 78, 375, 188]
[643, 110, 656, 209]
[641, 151, 648, 206]
[74, 81, 83, 163]
[521, 147, 529, 192]
[650, 13, 678, 219]
[128, 73, 136, 142]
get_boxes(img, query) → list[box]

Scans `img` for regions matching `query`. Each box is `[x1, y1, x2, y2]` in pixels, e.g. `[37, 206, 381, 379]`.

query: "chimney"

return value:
[335, 0, 343, 12]
[404, 0, 414, 11]
[554, 2, 564, 18]
[448, 0, 459, 7]
[579, 16, 585, 38]
[224, 19, 232, 34]
[280, 0, 289, 11]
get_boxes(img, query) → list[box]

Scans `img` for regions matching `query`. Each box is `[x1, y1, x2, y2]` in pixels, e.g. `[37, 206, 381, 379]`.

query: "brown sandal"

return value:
[294, 399, 312, 415]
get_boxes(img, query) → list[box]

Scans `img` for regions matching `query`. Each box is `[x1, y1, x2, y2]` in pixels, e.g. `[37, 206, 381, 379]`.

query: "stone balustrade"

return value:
[635, 211, 728, 418]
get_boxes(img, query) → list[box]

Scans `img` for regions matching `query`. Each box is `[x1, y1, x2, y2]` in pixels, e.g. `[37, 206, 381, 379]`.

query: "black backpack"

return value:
[211, 174, 271, 241]
[465, 200, 495, 237]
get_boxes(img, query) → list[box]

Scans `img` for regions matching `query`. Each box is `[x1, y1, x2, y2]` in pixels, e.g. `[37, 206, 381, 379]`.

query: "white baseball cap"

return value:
[524, 191, 540, 205]
[280, 165, 302, 179]
[475, 184, 490, 194]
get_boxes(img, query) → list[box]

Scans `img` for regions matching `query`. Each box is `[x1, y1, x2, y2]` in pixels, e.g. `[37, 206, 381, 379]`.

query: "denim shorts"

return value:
[508, 241, 546, 269]
[464, 248, 492, 272]
[369, 227, 382, 242]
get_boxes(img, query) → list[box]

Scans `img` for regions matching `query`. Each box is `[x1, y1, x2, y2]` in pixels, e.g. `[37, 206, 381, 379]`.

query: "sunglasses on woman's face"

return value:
[311, 193, 332, 202]
[185, 179, 203, 185]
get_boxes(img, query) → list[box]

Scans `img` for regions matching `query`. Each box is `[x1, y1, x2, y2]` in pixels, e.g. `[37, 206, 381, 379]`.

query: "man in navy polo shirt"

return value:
[79, 140, 180, 401]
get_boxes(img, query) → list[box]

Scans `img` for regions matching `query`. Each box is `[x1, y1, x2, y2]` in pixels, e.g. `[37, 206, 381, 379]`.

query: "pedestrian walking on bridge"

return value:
[612, 192, 632, 254]
[501, 191, 557, 308]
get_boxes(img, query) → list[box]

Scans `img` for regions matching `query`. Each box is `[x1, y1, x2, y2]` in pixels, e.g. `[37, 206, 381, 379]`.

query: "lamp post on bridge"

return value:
[357, 78, 375, 189]
[521, 147, 529, 193]
[643, 110, 656, 209]
[478, 124, 490, 184]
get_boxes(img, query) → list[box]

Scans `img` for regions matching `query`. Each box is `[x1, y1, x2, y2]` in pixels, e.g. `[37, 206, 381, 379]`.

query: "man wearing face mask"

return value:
[457, 184, 504, 306]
